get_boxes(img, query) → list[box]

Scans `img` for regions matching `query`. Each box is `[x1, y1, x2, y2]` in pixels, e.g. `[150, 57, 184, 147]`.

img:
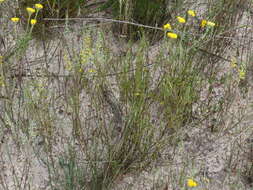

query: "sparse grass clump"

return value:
[0, 0, 253, 190]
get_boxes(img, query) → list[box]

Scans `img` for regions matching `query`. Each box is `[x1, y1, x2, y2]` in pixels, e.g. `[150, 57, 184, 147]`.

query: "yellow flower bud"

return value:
[35, 4, 43, 9]
[201, 19, 207, 28]
[187, 179, 198, 187]
[201, 20, 215, 28]
[26, 7, 36, 14]
[187, 10, 196, 17]
[177, 16, 186, 24]
[167, 32, 178, 39]
[11, 17, 20, 23]
[163, 23, 172, 30]
[30, 19, 37, 25]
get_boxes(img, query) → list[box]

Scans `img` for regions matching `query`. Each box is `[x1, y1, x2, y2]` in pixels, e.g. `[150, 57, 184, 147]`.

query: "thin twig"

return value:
[44, 17, 253, 39]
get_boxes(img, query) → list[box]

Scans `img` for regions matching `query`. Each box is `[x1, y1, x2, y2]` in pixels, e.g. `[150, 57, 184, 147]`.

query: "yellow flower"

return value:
[35, 4, 43, 9]
[163, 23, 172, 30]
[11, 17, 20, 23]
[187, 10, 196, 17]
[26, 7, 36, 14]
[167, 32, 178, 39]
[0, 0, 5, 3]
[207, 21, 215, 27]
[239, 69, 245, 79]
[30, 19, 37, 25]
[200, 19, 207, 28]
[201, 20, 215, 28]
[187, 179, 198, 187]
[177, 16, 186, 23]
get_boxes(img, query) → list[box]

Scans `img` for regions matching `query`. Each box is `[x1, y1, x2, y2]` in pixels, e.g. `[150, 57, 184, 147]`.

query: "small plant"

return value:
[0, 1, 252, 189]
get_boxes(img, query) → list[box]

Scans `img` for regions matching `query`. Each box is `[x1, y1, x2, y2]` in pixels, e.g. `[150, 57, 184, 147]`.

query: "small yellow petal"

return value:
[11, 17, 20, 23]
[187, 10, 196, 17]
[187, 179, 198, 187]
[163, 23, 172, 30]
[177, 16, 186, 24]
[30, 19, 37, 25]
[35, 4, 43, 9]
[167, 32, 178, 39]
